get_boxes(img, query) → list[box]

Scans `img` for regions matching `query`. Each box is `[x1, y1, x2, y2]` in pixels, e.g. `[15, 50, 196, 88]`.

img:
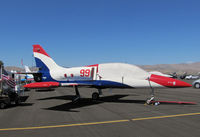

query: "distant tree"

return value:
[0, 60, 3, 66]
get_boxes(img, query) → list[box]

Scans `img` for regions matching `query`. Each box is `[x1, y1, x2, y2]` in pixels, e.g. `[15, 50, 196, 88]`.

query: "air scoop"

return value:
[149, 74, 192, 88]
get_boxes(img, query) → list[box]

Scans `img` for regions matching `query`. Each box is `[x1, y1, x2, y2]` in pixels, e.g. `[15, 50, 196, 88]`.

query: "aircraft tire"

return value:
[15, 98, 21, 105]
[92, 92, 99, 100]
[194, 83, 200, 88]
[0, 102, 6, 109]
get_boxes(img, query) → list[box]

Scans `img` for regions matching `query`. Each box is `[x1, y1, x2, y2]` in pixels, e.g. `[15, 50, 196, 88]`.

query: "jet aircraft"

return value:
[24, 45, 192, 103]
[24, 65, 34, 81]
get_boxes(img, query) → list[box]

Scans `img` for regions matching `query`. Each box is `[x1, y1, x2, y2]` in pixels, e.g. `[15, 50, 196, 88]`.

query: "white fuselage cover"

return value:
[97, 63, 159, 88]
[34, 52, 162, 88]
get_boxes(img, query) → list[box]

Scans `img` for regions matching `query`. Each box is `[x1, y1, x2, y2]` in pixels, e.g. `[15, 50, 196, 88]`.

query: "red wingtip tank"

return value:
[150, 74, 192, 88]
[24, 82, 60, 89]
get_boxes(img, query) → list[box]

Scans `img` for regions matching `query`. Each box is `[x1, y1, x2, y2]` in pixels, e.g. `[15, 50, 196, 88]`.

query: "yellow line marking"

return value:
[132, 112, 200, 121]
[0, 112, 200, 131]
[0, 120, 129, 131]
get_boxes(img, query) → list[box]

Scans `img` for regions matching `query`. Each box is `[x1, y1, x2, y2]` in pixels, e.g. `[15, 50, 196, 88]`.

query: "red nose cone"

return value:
[150, 74, 192, 87]
[24, 82, 60, 89]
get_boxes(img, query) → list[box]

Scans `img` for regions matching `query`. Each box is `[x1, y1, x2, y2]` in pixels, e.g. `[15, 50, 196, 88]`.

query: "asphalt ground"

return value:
[0, 81, 200, 137]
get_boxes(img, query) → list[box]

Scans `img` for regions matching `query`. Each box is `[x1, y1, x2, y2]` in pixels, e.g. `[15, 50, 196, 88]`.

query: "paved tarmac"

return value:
[0, 84, 200, 137]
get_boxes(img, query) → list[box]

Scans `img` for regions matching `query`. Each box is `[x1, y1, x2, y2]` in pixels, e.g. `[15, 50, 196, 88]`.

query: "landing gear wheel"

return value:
[72, 96, 80, 103]
[194, 83, 200, 88]
[15, 98, 21, 105]
[92, 92, 99, 100]
[0, 102, 6, 109]
[146, 96, 155, 105]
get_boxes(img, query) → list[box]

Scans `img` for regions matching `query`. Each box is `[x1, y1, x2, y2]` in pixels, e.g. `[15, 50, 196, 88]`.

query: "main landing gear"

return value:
[92, 89, 102, 100]
[72, 86, 103, 103]
[72, 86, 81, 103]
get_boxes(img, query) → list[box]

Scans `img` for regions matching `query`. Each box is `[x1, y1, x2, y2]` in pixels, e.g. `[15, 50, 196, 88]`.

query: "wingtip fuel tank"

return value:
[24, 82, 60, 89]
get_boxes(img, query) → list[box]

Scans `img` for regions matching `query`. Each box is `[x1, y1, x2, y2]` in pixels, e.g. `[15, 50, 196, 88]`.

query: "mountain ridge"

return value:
[4, 62, 200, 75]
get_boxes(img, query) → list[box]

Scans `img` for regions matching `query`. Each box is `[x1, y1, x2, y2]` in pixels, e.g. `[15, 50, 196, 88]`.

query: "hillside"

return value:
[4, 66, 37, 72]
[140, 62, 200, 74]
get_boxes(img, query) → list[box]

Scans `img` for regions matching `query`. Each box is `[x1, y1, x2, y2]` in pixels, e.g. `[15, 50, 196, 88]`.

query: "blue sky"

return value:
[0, 0, 200, 67]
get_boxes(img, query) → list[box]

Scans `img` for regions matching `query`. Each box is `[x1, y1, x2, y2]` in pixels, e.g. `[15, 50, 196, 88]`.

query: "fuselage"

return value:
[31, 45, 192, 89]
[48, 63, 156, 88]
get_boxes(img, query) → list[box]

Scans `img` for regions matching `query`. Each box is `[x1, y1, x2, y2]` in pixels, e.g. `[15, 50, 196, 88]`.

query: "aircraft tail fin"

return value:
[24, 65, 31, 73]
[33, 45, 60, 72]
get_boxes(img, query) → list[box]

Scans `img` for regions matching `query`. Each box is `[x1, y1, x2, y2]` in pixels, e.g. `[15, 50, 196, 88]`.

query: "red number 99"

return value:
[80, 69, 84, 77]
[85, 69, 90, 77]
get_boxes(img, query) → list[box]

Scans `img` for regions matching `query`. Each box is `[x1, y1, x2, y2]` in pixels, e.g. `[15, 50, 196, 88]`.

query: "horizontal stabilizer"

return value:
[150, 100, 197, 105]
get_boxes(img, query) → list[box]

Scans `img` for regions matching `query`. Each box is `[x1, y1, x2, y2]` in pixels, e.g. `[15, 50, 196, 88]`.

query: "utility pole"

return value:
[0, 60, 3, 95]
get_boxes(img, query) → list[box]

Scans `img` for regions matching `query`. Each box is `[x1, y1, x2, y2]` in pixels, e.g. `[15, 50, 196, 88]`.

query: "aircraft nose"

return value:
[149, 74, 192, 87]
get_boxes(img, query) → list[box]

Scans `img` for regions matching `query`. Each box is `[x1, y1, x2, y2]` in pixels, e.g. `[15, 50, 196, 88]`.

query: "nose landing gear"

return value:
[146, 77, 155, 105]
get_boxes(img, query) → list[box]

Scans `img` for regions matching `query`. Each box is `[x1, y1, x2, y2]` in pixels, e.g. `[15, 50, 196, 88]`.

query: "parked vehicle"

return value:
[169, 72, 178, 79]
[0, 61, 21, 109]
[185, 75, 199, 80]
[179, 72, 187, 79]
[192, 79, 200, 88]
